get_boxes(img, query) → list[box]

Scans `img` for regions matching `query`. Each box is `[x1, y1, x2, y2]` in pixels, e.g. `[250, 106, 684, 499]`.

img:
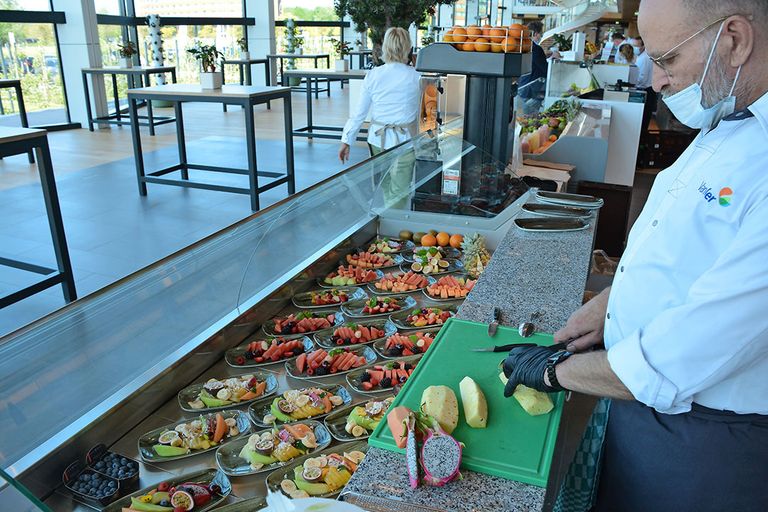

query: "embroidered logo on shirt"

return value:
[698, 182, 733, 206]
[718, 187, 733, 207]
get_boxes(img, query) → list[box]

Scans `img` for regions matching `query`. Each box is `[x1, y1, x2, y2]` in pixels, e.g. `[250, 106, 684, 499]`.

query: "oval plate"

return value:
[340, 295, 417, 318]
[402, 246, 461, 263]
[285, 345, 377, 380]
[366, 273, 435, 296]
[421, 273, 475, 303]
[313, 319, 398, 349]
[247, 385, 353, 428]
[522, 202, 592, 218]
[346, 354, 424, 395]
[291, 287, 368, 309]
[225, 336, 314, 369]
[363, 237, 416, 254]
[372, 326, 442, 359]
[389, 304, 459, 330]
[323, 395, 395, 442]
[316, 269, 384, 289]
[535, 190, 604, 209]
[138, 410, 251, 463]
[177, 371, 278, 413]
[340, 253, 404, 270]
[399, 259, 463, 277]
[265, 441, 369, 499]
[102, 469, 231, 512]
[215, 420, 332, 477]
[262, 311, 344, 337]
[514, 217, 590, 233]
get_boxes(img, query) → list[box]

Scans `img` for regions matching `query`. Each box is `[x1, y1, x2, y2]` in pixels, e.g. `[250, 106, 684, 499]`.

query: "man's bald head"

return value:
[683, 0, 767, 24]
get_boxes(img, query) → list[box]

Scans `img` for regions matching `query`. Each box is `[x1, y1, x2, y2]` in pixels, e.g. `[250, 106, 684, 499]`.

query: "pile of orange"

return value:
[442, 23, 531, 54]
[421, 232, 464, 249]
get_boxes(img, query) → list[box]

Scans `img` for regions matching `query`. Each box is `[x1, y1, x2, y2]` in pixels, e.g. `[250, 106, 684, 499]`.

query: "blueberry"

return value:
[159, 500, 170, 506]
[120, 459, 127, 466]
[95, 461, 105, 469]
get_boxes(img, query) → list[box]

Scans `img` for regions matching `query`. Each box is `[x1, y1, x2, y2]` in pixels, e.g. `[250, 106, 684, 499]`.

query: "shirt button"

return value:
[607, 312, 611, 320]
[620, 266, 625, 272]
[652, 220, 659, 227]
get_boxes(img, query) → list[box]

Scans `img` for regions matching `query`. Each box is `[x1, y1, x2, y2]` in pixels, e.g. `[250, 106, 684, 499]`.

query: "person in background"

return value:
[339, 27, 421, 208]
[633, 36, 657, 132]
[619, 43, 636, 65]
[517, 21, 549, 114]
[609, 32, 628, 63]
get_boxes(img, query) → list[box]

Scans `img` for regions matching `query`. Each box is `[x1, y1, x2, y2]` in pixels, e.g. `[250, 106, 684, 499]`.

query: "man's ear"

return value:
[724, 15, 754, 68]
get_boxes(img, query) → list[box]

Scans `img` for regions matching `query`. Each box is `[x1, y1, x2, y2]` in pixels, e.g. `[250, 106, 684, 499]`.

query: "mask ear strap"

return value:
[729, 65, 742, 96]
[700, 20, 727, 87]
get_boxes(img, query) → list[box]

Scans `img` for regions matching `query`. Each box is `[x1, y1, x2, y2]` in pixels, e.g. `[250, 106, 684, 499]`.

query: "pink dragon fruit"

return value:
[405, 413, 420, 489]
[415, 412, 462, 487]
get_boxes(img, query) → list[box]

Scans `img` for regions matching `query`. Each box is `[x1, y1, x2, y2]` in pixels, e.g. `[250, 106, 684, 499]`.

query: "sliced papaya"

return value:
[296, 353, 307, 373]
[213, 413, 227, 443]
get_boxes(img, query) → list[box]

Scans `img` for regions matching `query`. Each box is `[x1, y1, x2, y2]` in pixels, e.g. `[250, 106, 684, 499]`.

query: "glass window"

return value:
[0, 22, 68, 126]
[95, 0, 127, 16]
[453, 0, 467, 26]
[134, 0, 244, 17]
[0, 0, 50, 11]
[274, 0, 337, 21]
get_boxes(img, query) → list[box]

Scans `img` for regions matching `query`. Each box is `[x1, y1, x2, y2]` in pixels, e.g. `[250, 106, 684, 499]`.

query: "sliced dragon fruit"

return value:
[176, 483, 212, 507]
[420, 430, 462, 487]
[405, 413, 419, 489]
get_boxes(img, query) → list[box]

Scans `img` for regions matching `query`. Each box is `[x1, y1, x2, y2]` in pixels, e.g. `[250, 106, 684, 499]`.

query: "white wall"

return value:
[244, 0, 276, 85]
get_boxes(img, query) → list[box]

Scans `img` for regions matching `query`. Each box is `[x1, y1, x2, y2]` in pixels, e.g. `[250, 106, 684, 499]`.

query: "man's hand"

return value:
[338, 143, 351, 163]
[554, 287, 610, 353]
[502, 345, 561, 397]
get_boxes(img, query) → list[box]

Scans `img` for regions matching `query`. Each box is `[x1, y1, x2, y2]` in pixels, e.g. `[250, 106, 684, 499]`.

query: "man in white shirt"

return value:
[609, 32, 628, 63]
[633, 36, 657, 132]
[502, 1, 768, 510]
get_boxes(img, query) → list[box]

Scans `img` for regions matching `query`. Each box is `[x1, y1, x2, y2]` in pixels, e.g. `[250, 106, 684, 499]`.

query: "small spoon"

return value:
[518, 321, 535, 337]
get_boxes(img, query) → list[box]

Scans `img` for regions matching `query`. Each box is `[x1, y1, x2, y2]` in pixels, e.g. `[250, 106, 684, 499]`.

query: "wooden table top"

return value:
[0, 126, 45, 144]
[82, 66, 177, 74]
[126, 83, 291, 99]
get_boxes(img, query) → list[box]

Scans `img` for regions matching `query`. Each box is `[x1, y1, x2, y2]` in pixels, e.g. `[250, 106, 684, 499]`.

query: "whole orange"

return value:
[452, 27, 468, 42]
[421, 234, 438, 247]
[461, 42, 475, 52]
[474, 38, 491, 52]
[449, 234, 464, 249]
[436, 232, 451, 247]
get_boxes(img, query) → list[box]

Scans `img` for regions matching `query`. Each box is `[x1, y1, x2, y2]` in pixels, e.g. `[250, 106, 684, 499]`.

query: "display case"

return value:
[0, 117, 533, 510]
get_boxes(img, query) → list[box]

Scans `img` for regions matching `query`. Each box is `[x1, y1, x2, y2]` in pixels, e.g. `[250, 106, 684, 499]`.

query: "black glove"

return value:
[502, 345, 562, 397]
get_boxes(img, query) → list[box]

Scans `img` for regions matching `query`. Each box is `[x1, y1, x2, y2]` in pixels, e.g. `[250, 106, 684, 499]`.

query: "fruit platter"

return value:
[390, 305, 458, 329]
[401, 257, 463, 277]
[369, 270, 434, 295]
[373, 329, 440, 358]
[320, 266, 382, 287]
[102, 468, 231, 512]
[341, 295, 416, 318]
[138, 411, 250, 463]
[248, 385, 353, 428]
[266, 442, 368, 499]
[365, 236, 415, 254]
[323, 395, 395, 442]
[344, 250, 402, 269]
[291, 287, 367, 308]
[518, 99, 581, 155]
[346, 355, 423, 394]
[313, 319, 397, 348]
[215, 420, 332, 477]
[225, 336, 313, 368]
[402, 245, 461, 263]
[262, 311, 343, 337]
[286, 345, 377, 379]
[177, 372, 278, 412]
[423, 274, 477, 301]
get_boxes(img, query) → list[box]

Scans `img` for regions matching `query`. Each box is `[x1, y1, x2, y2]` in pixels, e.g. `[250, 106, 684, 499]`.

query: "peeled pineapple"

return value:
[461, 233, 491, 278]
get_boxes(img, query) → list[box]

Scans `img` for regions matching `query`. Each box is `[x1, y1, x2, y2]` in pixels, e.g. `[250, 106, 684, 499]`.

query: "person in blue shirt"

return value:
[517, 21, 549, 114]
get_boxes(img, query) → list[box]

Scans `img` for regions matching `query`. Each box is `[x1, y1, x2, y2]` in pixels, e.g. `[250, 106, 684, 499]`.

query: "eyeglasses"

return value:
[648, 14, 752, 76]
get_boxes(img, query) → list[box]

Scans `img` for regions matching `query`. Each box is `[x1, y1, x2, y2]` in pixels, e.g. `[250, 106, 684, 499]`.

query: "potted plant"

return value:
[117, 41, 137, 68]
[284, 19, 304, 86]
[331, 38, 351, 72]
[421, 32, 436, 48]
[237, 37, 249, 60]
[187, 42, 224, 89]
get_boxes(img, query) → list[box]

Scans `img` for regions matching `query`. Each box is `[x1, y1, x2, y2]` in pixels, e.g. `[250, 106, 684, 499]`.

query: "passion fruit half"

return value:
[278, 399, 295, 414]
[158, 431, 180, 445]
[255, 438, 275, 456]
[302, 466, 323, 483]
[169, 489, 194, 511]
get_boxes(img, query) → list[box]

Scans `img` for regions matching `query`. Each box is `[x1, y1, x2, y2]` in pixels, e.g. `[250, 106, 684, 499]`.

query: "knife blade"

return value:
[470, 341, 568, 353]
[488, 307, 501, 337]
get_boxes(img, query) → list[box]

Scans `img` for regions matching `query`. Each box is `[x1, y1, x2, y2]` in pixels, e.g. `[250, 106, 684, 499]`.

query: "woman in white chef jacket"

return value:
[338, 27, 421, 208]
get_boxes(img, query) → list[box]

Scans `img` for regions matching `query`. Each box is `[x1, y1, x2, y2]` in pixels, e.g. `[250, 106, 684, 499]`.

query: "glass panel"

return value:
[275, 0, 337, 21]
[134, 0, 244, 17]
[136, 24, 244, 81]
[0, 469, 47, 511]
[95, 0, 126, 15]
[0, 23, 67, 126]
[274, 25, 340, 62]
[453, 0, 467, 26]
[0, 0, 50, 11]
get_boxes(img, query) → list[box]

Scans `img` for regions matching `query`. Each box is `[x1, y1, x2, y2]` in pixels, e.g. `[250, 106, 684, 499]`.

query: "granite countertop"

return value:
[342, 205, 596, 512]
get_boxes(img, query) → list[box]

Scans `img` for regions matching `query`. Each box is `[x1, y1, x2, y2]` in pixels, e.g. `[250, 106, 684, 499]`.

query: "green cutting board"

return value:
[368, 318, 564, 487]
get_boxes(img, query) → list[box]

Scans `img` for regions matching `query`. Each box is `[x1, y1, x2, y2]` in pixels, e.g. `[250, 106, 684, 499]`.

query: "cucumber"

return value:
[238, 445, 278, 465]
[199, 389, 232, 408]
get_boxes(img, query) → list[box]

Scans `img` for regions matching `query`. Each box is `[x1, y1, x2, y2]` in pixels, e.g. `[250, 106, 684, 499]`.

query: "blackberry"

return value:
[315, 366, 329, 376]
[380, 377, 393, 388]
[360, 372, 371, 382]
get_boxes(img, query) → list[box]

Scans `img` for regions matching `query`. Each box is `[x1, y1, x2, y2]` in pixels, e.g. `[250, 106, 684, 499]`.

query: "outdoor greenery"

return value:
[330, 38, 351, 58]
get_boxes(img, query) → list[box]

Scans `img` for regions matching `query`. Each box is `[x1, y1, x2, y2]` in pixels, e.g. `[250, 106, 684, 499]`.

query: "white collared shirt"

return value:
[635, 50, 653, 89]
[605, 92, 768, 415]
[341, 62, 421, 149]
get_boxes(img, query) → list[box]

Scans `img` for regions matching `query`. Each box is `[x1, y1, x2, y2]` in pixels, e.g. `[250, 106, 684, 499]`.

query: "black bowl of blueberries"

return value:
[63, 445, 140, 506]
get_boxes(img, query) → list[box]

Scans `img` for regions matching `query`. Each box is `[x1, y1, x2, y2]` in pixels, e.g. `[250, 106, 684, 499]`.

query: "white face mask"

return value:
[662, 21, 742, 131]
[633, 46, 641, 55]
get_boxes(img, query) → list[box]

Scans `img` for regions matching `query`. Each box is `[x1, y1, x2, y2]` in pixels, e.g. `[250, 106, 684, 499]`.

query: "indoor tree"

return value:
[334, 0, 455, 63]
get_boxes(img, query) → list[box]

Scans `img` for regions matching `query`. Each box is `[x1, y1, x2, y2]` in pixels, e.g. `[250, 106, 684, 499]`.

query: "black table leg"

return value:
[111, 73, 121, 122]
[171, 69, 177, 83]
[35, 136, 76, 303]
[263, 61, 271, 109]
[144, 74, 156, 136]
[306, 74, 313, 141]
[15, 84, 34, 163]
[83, 72, 94, 132]
[244, 101, 260, 211]
[222, 64, 228, 112]
[283, 94, 295, 195]
[314, 58, 320, 99]
[174, 102, 188, 180]
[129, 97, 147, 195]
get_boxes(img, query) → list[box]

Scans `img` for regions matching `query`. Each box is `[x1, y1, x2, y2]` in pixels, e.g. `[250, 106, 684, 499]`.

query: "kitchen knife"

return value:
[488, 307, 501, 337]
[471, 341, 568, 353]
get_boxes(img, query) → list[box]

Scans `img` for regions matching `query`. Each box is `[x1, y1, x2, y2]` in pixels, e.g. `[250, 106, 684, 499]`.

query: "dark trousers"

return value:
[642, 86, 658, 133]
[593, 400, 768, 512]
